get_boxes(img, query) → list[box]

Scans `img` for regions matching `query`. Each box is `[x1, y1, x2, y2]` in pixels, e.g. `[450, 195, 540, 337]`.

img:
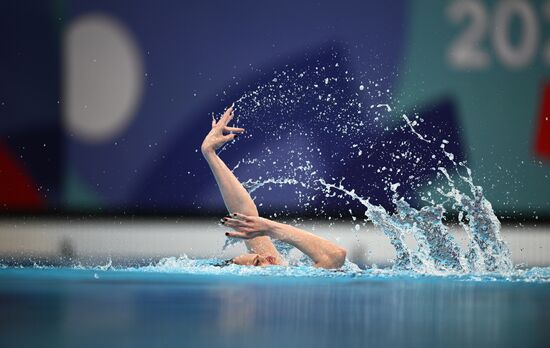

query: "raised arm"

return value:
[223, 213, 347, 269]
[201, 106, 281, 260]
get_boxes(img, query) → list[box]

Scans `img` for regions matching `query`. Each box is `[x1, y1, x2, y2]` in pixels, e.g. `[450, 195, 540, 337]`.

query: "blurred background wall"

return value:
[1, 0, 549, 219]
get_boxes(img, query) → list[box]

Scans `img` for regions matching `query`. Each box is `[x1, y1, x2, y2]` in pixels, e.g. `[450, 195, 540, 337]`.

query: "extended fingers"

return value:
[222, 217, 246, 228]
[224, 105, 233, 117]
[220, 106, 234, 126]
[231, 212, 251, 221]
[225, 231, 251, 239]
[222, 133, 238, 142]
[224, 126, 245, 133]
[211, 114, 217, 128]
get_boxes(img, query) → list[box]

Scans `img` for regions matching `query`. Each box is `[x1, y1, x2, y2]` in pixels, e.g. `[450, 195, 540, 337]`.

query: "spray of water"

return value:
[215, 48, 514, 275]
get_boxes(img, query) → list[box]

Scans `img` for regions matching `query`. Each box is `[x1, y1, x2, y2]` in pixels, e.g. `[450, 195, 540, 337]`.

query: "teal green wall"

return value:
[397, 0, 550, 213]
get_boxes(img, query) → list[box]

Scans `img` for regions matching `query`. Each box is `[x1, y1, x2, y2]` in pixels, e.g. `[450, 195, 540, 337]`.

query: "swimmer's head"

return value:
[231, 253, 277, 267]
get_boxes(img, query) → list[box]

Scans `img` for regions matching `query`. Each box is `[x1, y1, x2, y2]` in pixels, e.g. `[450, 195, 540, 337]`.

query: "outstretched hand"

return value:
[201, 106, 245, 155]
[222, 213, 273, 239]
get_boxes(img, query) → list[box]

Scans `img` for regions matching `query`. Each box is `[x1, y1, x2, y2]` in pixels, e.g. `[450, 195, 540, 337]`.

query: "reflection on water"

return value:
[0, 269, 549, 348]
[213, 279, 549, 347]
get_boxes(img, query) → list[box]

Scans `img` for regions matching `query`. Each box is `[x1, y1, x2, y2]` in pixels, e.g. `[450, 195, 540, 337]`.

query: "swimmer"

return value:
[201, 106, 347, 269]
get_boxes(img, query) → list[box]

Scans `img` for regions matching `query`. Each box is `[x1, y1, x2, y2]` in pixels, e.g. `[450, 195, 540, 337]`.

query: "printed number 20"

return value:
[447, 0, 545, 69]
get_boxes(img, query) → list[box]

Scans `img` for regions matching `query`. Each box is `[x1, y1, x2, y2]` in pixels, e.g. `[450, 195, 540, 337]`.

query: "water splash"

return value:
[317, 178, 414, 270]
[242, 177, 300, 193]
[9, 256, 546, 283]
[437, 166, 513, 272]
[317, 173, 512, 274]
[221, 110, 513, 275]
[205, 47, 519, 277]
[213, 55, 514, 275]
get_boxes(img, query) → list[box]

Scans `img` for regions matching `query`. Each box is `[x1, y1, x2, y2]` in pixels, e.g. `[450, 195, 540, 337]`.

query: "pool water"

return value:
[1, 265, 550, 348]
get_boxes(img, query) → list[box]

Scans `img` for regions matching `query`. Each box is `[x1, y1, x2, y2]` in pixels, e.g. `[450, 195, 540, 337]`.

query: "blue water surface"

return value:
[1, 262, 550, 348]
